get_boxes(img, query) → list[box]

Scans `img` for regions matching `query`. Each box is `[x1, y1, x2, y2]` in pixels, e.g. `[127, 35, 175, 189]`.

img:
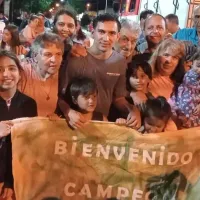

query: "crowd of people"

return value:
[0, 4, 200, 199]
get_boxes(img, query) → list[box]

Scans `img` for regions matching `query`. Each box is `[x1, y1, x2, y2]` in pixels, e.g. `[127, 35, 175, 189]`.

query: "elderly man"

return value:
[174, 5, 200, 45]
[114, 19, 141, 63]
[20, 32, 64, 116]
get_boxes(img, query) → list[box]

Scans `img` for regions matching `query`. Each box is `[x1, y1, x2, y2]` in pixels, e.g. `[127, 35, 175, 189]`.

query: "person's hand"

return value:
[0, 182, 4, 195]
[68, 109, 87, 129]
[116, 118, 127, 125]
[193, 104, 200, 116]
[71, 43, 87, 57]
[1, 187, 13, 200]
[47, 113, 61, 121]
[15, 45, 27, 55]
[126, 107, 141, 129]
[130, 91, 147, 105]
[0, 121, 13, 138]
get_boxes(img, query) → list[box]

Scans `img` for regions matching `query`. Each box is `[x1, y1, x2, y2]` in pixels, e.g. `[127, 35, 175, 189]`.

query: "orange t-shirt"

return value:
[148, 75, 174, 100]
[20, 61, 58, 117]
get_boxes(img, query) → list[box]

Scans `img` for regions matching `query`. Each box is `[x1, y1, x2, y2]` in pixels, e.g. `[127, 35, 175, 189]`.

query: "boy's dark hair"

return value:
[126, 61, 152, 91]
[165, 14, 179, 25]
[53, 8, 77, 26]
[144, 96, 171, 122]
[140, 9, 154, 21]
[144, 14, 167, 29]
[65, 77, 97, 110]
[93, 13, 121, 32]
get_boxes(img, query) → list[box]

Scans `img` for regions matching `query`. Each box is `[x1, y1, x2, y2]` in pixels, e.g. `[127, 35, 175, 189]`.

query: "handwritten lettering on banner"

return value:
[11, 117, 200, 200]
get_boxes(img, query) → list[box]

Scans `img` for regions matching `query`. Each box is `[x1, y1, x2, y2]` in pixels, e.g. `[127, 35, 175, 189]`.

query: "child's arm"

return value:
[103, 115, 108, 121]
[47, 113, 61, 121]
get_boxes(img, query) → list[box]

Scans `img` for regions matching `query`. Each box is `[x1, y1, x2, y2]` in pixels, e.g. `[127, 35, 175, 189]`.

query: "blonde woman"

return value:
[148, 38, 185, 100]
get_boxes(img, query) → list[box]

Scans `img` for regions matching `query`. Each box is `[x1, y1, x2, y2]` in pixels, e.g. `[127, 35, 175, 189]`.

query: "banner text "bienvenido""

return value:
[54, 136, 193, 166]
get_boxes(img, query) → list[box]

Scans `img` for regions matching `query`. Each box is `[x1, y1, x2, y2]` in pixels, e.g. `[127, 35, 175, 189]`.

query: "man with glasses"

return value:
[114, 19, 141, 63]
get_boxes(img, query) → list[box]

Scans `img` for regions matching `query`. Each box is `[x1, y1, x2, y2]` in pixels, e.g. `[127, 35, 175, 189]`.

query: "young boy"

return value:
[61, 77, 107, 123]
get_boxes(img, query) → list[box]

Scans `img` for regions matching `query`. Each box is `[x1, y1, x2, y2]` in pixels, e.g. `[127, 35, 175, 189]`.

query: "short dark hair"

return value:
[65, 77, 97, 110]
[144, 14, 167, 29]
[126, 61, 152, 91]
[144, 96, 172, 122]
[53, 8, 77, 26]
[69, 77, 97, 100]
[93, 13, 121, 32]
[165, 14, 179, 25]
[140, 9, 154, 21]
[81, 14, 91, 27]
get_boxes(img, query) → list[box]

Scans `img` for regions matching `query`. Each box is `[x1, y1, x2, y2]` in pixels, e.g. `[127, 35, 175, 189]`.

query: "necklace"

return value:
[40, 78, 53, 101]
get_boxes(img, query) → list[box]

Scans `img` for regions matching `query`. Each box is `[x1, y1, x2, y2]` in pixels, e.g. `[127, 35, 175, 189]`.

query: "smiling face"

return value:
[129, 67, 150, 92]
[116, 27, 138, 58]
[2, 29, 12, 44]
[75, 92, 97, 113]
[0, 56, 20, 91]
[157, 48, 179, 76]
[144, 15, 166, 46]
[92, 21, 119, 53]
[144, 116, 166, 133]
[55, 14, 76, 40]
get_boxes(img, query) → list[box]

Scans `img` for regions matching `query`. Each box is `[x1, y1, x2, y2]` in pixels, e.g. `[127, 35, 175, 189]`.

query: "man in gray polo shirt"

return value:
[58, 13, 141, 129]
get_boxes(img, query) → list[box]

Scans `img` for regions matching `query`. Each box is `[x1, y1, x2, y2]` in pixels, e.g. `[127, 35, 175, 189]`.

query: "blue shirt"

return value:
[173, 27, 198, 45]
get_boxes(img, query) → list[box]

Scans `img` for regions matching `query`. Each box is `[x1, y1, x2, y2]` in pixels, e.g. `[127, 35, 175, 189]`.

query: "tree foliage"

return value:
[14, 0, 53, 13]
[68, 0, 85, 14]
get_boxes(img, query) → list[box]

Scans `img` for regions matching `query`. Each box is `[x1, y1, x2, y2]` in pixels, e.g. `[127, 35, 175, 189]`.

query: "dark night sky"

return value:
[84, 0, 113, 11]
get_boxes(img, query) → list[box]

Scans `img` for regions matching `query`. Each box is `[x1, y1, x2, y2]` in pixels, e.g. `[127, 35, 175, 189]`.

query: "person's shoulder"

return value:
[174, 28, 196, 36]
[67, 54, 87, 70]
[111, 50, 125, 61]
[17, 91, 36, 104]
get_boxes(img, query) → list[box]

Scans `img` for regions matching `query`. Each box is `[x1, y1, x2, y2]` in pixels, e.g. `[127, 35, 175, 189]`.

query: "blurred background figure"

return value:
[165, 14, 180, 34]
